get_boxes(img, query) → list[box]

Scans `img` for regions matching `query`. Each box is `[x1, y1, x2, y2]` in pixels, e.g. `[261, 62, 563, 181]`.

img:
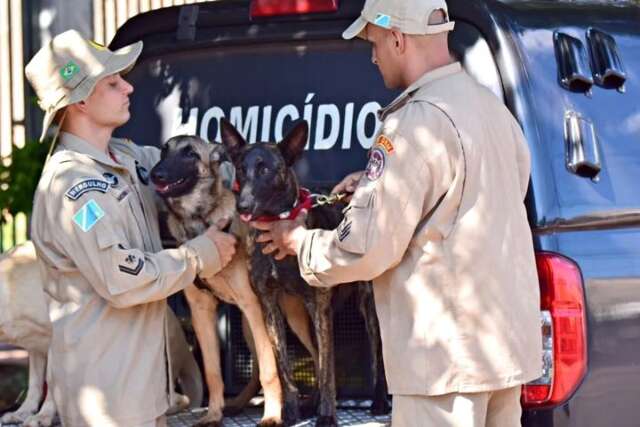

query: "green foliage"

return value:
[0, 139, 50, 220]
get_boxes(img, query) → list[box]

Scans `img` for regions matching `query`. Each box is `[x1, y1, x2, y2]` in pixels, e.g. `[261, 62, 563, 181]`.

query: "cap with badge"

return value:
[342, 0, 455, 40]
[24, 30, 143, 142]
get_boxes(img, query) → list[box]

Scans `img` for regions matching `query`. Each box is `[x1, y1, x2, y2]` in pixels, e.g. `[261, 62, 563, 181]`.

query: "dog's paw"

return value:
[2, 409, 35, 425]
[369, 397, 391, 416]
[167, 393, 190, 415]
[256, 416, 283, 427]
[314, 415, 338, 427]
[193, 413, 223, 427]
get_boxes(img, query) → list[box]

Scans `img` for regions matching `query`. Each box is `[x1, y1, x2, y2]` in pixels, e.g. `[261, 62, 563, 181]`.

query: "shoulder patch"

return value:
[65, 179, 110, 200]
[376, 135, 394, 154]
[73, 199, 105, 232]
[102, 172, 119, 187]
[365, 148, 386, 181]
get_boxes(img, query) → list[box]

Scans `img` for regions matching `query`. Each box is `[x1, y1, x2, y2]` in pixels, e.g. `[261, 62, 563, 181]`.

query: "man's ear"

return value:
[220, 118, 246, 164]
[68, 102, 86, 115]
[390, 29, 406, 53]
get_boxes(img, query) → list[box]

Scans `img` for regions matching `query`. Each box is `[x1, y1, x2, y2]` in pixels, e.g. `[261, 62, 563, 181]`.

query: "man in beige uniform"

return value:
[253, 0, 542, 425]
[25, 30, 236, 426]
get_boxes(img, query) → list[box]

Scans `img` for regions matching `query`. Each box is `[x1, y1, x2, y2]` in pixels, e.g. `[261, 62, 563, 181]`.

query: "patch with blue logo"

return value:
[65, 179, 110, 201]
[103, 172, 119, 187]
[73, 199, 105, 232]
[374, 13, 391, 29]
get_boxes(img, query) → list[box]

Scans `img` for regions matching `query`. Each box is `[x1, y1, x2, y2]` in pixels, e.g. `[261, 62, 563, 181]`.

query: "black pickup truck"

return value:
[111, 0, 640, 425]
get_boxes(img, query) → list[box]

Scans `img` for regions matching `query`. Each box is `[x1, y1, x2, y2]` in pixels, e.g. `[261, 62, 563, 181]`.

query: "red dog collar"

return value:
[240, 188, 312, 223]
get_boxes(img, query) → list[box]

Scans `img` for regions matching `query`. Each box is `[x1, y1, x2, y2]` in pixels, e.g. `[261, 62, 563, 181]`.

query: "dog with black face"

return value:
[221, 119, 390, 427]
[150, 135, 286, 427]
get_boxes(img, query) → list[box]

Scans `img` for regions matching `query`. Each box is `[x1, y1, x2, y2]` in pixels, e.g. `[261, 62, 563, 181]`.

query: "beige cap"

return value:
[343, 0, 455, 40]
[25, 30, 143, 141]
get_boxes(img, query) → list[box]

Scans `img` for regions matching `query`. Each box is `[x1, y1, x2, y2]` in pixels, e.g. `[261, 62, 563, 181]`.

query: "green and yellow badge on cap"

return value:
[60, 60, 80, 81]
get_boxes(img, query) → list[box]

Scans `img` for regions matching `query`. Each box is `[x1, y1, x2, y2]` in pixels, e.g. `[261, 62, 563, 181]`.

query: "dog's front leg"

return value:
[239, 296, 284, 427]
[1, 350, 47, 425]
[309, 289, 338, 427]
[261, 287, 300, 426]
[184, 284, 224, 427]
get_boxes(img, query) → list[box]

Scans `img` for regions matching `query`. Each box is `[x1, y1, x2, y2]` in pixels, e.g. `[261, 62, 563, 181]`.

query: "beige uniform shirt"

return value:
[298, 63, 542, 396]
[31, 132, 220, 426]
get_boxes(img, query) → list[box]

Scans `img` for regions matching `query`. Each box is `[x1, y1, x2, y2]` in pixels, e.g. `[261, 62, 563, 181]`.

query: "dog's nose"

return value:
[237, 198, 252, 213]
[150, 167, 167, 184]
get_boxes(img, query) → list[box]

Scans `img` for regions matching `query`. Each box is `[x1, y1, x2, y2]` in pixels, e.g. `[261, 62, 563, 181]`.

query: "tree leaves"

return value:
[0, 139, 50, 221]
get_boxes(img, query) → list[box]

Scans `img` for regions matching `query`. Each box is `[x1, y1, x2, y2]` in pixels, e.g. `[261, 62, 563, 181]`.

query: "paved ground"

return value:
[168, 404, 390, 427]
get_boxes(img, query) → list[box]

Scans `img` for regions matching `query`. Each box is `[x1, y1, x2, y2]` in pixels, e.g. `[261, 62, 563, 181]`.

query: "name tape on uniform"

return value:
[65, 179, 110, 200]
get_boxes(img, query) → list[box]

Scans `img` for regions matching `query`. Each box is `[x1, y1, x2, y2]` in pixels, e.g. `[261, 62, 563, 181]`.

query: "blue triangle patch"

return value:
[374, 13, 391, 29]
[73, 199, 105, 232]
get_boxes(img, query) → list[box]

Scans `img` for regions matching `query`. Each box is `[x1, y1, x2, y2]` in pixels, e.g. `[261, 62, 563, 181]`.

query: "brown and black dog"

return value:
[220, 119, 389, 427]
[150, 136, 322, 427]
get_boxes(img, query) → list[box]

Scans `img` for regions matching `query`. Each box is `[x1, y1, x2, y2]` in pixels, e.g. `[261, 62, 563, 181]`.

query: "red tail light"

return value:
[250, 0, 339, 18]
[522, 252, 588, 409]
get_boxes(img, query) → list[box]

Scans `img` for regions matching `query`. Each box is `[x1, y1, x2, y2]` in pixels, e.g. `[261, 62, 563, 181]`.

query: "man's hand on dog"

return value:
[251, 219, 307, 261]
[204, 226, 237, 267]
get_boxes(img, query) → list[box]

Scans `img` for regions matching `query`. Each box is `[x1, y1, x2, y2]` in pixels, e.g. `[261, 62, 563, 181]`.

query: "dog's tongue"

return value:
[154, 183, 170, 194]
[239, 213, 252, 223]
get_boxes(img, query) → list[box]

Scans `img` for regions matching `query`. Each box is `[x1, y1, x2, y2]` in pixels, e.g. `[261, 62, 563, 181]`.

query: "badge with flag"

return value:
[60, 60, 80, 81]
[73, 199, 105, 232]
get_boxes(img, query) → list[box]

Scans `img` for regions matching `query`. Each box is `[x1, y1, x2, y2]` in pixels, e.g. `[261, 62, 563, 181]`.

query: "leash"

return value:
[310, 191, 349, 208]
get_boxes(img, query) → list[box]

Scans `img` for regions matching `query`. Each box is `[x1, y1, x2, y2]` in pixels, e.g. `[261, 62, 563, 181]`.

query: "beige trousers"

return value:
[392, 386, 522, 427]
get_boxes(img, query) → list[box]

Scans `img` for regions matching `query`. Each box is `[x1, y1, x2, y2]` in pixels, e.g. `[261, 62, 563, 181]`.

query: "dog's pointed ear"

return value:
[220, 118, 246, 163]
[279, 120, 308, 166]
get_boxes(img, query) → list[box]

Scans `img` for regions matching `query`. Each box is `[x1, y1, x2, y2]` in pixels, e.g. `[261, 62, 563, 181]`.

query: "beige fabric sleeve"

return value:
[298, 102, 461, 287]
[49, 170, 220, 309]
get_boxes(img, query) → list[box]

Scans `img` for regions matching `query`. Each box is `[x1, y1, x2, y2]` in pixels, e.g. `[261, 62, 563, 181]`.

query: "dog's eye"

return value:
[259, 166, 269, 176]
[181, 147, 200, 160]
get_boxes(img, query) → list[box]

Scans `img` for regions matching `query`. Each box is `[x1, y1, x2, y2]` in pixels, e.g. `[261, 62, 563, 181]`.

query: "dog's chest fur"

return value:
[164, 180, 240, 303]
[166, 180, 236, 240]
[245, 203, 343, 296]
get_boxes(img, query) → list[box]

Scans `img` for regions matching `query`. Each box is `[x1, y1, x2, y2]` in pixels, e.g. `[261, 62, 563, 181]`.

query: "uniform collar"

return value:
[58, 131, 126, 170]
[378, 62, 462, 121]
